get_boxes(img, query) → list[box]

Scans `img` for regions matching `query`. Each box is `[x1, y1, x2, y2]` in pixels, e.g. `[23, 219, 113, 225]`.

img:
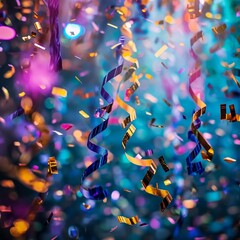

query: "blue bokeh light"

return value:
[64, 23, 85, 40]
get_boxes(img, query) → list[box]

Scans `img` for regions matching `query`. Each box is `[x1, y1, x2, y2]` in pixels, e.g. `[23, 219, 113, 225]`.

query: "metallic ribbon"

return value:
[186, 31, 214, 175]
[80, 38, 124, 200]
[220, 104, 240, 122]
[116, 62, 172, 212]
[48, 0, 62, 72]
[117, 215, 139, 225]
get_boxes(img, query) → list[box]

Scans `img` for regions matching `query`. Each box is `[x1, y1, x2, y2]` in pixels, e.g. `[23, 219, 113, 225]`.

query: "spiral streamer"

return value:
[186, 31, 214, 175]
[116, 64, 172, 212]
[48, 0, 62, 72]
[80, 38, 124, 200]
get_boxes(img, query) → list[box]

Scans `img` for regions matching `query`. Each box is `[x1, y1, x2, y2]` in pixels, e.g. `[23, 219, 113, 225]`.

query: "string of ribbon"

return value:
[80, 37, 124, 200]
[48, 0, 62, 72]
[116, 62, 172, 212]
[186, 31, 214, 175]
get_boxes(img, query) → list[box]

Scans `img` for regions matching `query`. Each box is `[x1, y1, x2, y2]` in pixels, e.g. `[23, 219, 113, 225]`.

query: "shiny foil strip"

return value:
[80, 38, 124, 200]
[117, 215, 139, 225]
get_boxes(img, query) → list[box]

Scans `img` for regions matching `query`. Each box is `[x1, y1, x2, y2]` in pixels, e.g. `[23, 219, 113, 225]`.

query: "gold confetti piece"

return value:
[22, 35, 32, 41]
[52, 87, 67, 97]
[124, 189, 132, 193]
[79, 110, 90, 118]
[107, 23, 118, 29]
[117, 215, 139, 225]
[220, 104, 240, 122]
[89, 52, 98, 57]
[18, 92, 26, 97]
[48, 157, 58, 175]
[224, 157, 237, 163]
[164, 15, 175, 24]
[82, 203, 91, 209]
[212, 23, 226, 35]
[145, 74, 153, 80]
[155, 44, 168, 58]
[34, 21, 42, 32]
[164, 179, 172, 186]
[146, 111, 152, 116]
[2, 87, 9, 100]
[4, 64, 15, 78]
[34, 43, 46, 50]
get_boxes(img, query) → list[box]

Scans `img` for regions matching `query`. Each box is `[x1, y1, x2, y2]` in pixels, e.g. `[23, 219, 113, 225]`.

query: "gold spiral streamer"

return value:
[115, 0, 172, 214]
[116, 64, 172, 212]
[189, 68, 214, 161]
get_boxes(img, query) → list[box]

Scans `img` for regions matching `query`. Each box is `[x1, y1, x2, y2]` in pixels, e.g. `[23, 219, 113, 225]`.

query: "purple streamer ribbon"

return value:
[80, 37, 124, 200]
[49, 0, 62, 72]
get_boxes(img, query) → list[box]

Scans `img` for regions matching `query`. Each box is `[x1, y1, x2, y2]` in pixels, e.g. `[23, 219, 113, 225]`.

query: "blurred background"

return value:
[0, 0, 239, 239]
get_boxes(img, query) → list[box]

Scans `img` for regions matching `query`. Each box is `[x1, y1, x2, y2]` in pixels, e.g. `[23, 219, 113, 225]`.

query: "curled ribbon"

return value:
[187, 32, 214, 175]
[116, 64, 172, 212]
[80, 38, 124, 200]
[48, 0, 62, 72]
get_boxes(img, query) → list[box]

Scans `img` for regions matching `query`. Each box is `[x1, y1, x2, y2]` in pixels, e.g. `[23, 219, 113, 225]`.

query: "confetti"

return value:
[79, 110, 90, 119]
[154, 44, 168, 58]
[1, 87, 9, 100]
[4, 64, 15, 78]
[223, 157, 237, 163]
[52, 87, 67, 97]
[107, 23, 118, 29]
[212, 23, 227, 35]
[158, 156, 170, 172]
[34, 43, 46, 50]
[117, 215, 139, 225]
[48, 157, 58, 175]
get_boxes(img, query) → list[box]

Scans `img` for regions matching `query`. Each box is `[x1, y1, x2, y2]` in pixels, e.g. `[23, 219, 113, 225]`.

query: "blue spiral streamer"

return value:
[80, 37, 124, 200]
